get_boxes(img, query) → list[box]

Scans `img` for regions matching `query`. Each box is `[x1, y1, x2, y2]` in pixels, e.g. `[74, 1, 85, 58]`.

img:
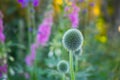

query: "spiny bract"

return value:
[62, 29, 83, 51]
[57, 60, 69, 73]
[73, 48, 83, 57]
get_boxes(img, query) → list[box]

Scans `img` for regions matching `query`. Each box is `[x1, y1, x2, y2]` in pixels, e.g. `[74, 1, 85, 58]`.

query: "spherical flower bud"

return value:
[57, 60, 69, 74]
[62, 29, 83, 51]
[73, 48, 83, 57]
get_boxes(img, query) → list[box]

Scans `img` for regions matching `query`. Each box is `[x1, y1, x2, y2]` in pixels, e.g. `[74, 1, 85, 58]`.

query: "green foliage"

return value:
[0, 0, 120, 80]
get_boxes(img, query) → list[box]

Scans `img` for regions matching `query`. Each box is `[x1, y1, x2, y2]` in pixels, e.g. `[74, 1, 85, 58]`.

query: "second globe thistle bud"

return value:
[57, 60, 69, 74]
[62, 29, 83, 51]
[74, 48, 83, 57]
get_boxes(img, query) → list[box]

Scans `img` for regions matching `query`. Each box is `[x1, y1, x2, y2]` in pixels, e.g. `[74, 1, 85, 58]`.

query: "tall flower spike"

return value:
[18, 0, 40, 7]
[0, 64, 7, 78]
[57, 60, 69, 74]
[62, 29, 83, 51]
[25, 43, 38, 66]
[66, 3, 80, 28]
[36, 15, 53, 46]
[0, 11, 5, 43]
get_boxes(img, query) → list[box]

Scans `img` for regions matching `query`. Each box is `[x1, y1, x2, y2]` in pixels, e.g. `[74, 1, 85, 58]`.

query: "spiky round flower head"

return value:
[73, 48, 83, 57]
[57, 60, 69, 74]
[62, 29, 83, 51]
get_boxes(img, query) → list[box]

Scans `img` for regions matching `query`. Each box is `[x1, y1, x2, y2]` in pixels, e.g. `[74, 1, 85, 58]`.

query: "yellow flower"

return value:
[96, 18, 106, 34]
[54, 5, 61, 13]
[53, 0, 63, 13]
[53, 0, 72, 13]
[54, 0, 63, 5]
[100, 36, 107, 43]
[93, 5, 100, 16]
[96, 35, 107, 43]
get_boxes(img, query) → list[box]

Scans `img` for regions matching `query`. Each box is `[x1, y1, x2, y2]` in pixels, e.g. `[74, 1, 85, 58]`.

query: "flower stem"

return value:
[30, 5, 36, 38]
[75, 57, 78, 72]
[69, 51, 75, 80]
[26, 6, 32, 48]
[62, 74, 65, 80]
[85, 0, 89, 26]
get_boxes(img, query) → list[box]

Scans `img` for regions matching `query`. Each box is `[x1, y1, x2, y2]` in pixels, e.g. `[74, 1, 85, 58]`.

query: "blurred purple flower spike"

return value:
[0, 32, 5, 43]
[89, 2, 95, 7]
[0, 11, 5, 43]
[25, 11, 53, 66]
[18, 0, 29, 7]
[79, 0, 84, 2]
[25, 55, 33, 66]
[33, 0, 39, 7]
[0, 64, 7, 78]
[67, 3, 80, 28]
[18, 0, 40, 7]
[25, 73, 30, 79]
[25, 43, 38, 66]
[82, 9, 87, 14]
[36, 16, 53, 46]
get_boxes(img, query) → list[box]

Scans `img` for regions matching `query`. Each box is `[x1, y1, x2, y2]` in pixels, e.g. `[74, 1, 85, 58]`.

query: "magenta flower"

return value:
[25, 43, 38, 66]
[0, 19, 3, 31]
[0, 12, 5, 43]
[65, 3, 80, 28]
[18, 0, 29, 7]
[25, 55, 33, 66]
[0, 64, 7, 78]
[0, 33, 5, 43]
[24, 72, 30, 79]
[32, 0, 39, 7]
[25, 11, 53, 66]
[36, 16, 53, 46]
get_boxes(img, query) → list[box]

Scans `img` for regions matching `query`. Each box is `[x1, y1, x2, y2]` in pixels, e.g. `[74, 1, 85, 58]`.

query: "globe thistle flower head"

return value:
[62, 29, 83, 51]
[57, 60, 69, 74]
[73, 48, 83, 57]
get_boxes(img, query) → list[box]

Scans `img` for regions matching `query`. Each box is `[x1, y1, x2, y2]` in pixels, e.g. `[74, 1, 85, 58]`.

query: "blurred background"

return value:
[0, 0, 120, 80]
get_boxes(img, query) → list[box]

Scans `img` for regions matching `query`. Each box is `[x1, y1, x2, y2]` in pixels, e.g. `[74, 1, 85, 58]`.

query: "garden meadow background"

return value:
[0, 0, 120, 80]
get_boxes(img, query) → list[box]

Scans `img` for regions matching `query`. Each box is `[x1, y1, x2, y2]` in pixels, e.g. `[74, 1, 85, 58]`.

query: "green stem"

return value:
[85, 0, 89, 27]
[75, 57, 78, 72]
[17, 20, 24, 61]
[26, 6, 32, 48]
[69, 51, 75, 80]
[1, 43, 4, 56]
[62, 74, 65, 80]
[30, 5, 36, 38]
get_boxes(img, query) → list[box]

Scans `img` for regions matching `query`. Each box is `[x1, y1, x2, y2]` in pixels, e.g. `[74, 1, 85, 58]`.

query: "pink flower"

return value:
[25, 11, 53, 66]
[0, 33, 5, 43]
[36, 16, 53, 46]
[0, 64, 7, 78]
[0, 12, 5, 43]
[25, 43, 38, 66]
[24, 72, 30, 79]
[0, 19, 3, 32]
[65, 3, 80, 28]
[69, 12, 79, 28]
[25, 55, 33, 66]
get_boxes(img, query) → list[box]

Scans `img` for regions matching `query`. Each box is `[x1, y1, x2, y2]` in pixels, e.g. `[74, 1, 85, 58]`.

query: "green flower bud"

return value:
[57, 60, 69, 73]
[73, 48, 83, 57]
[62, 29, 83, 51]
